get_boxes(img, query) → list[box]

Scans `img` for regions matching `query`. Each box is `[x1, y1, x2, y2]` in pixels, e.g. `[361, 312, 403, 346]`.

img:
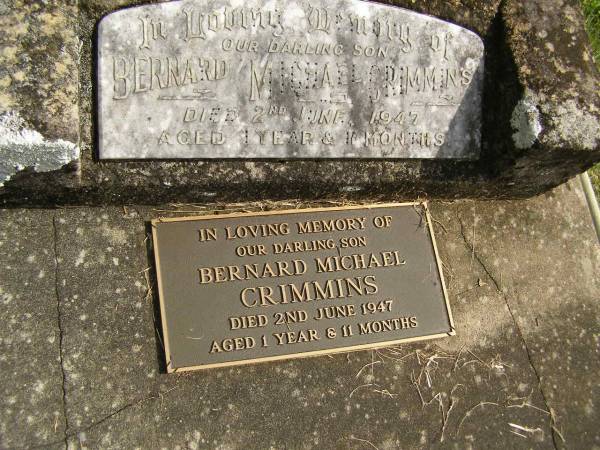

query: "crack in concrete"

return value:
[77, 397, 148, 434]
[456, 211, 562, 450]
[28, 390, 169, 448]
[68, 381, 185, 439]
[52, 213, 69, 450]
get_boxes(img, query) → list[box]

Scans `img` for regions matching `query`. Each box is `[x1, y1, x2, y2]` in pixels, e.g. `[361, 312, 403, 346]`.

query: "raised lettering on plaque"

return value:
[152, 203, 454, 372]
[98, 0, 484, 159]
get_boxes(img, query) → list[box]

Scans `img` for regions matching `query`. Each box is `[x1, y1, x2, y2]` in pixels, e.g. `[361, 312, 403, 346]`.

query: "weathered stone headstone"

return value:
[97, 0, 484, 159]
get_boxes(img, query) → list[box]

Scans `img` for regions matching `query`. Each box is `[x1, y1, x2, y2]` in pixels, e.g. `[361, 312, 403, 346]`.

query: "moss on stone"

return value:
[0, 1, 79, 142]
[582, 0, 600, 194]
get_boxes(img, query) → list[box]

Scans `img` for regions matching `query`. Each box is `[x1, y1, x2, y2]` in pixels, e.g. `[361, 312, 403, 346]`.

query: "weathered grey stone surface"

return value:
[0, 112, 79, 186]
[0, 0, 79, 142]
[0, 210, 66, 449]
[1, 180, 598, 448]
[0, 0, 599, 205]
[52, 207, 161, 437]
[431, 182, 600, 449]
[97, 0, 484, 159]
[0, 0, 80, 187]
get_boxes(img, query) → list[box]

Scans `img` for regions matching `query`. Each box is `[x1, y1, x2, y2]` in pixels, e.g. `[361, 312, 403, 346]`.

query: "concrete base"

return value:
[1, 180, 598, 449]
[1, 0, 600, 206]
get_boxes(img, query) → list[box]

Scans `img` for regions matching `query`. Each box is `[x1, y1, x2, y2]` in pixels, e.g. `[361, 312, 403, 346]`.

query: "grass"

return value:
[582, 0, 600, 193]
[590, 164, 600, 193]
[583, 0, 600, 62]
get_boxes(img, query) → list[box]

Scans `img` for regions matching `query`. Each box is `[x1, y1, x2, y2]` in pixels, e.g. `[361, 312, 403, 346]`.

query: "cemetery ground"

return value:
[0, 1, 599, 449]
[1, 179, 598, 449]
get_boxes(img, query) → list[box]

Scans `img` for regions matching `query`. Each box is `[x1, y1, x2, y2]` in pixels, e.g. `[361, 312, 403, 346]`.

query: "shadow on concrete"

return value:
[143, 220, 168, 374]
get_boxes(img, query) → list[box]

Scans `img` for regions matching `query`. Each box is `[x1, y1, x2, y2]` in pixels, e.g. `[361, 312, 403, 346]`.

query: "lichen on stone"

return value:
[0, 111, 79, 186]
[0, 0, 79, 142]
[542, 99, 600, 151]
[511, 93, 543, 149]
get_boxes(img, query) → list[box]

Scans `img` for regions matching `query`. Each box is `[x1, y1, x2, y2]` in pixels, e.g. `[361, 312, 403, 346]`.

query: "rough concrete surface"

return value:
[0, 179, 598, 449]
[1, 0, 600, 205]
[0, 210, 66, 449]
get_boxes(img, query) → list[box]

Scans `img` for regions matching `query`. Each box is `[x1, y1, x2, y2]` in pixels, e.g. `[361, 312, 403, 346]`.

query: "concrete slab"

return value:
[431, 180, 600, 448]
[0, 180, 597, 449]
[52, 208, 168, 435]
[0, 210, 66, 449]
[3, 1, 600, 206]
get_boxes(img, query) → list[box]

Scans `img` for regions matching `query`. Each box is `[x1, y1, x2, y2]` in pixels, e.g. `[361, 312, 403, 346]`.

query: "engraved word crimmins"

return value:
[98, 0, 484, 159]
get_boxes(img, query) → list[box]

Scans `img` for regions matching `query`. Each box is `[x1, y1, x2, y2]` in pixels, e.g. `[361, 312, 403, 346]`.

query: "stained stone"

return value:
[0, 183, 600, 450]
[1, 181, 599, 447]
[0, 210, 66, 448]
[0, 1, 79, 143]
[97, 0, 484, 159]
[1, 0, 600, 205]
[0, 1, 80, 188]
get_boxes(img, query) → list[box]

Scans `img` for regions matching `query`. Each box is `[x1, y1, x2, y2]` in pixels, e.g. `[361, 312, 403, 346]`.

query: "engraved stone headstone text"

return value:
[98, 0, 484, 159]
[152, 203, 454, 372]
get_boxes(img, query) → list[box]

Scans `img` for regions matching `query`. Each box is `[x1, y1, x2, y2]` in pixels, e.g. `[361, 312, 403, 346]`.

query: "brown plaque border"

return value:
[151, 202, 455, 373]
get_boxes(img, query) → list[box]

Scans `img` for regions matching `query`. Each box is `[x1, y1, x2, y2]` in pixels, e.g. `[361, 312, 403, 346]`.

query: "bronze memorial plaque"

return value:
[152, 203, 454, 372]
